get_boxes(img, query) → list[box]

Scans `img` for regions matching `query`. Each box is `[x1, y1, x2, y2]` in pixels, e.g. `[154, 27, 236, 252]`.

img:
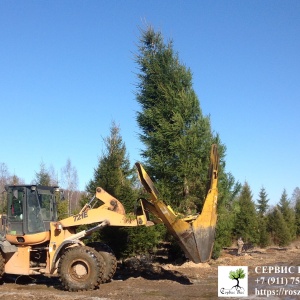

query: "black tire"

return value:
[87, 242, 117, 283]
[0, 251, 4, 281]
[58, 246, 104, 291]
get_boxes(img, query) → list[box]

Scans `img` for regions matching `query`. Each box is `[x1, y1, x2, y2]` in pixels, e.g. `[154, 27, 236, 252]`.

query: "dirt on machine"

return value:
[0, 145, 219, 291]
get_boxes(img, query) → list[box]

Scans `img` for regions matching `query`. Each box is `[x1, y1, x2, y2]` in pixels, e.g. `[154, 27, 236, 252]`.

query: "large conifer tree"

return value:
[135, 27, 216, 212]
[135, 27, 240, 259]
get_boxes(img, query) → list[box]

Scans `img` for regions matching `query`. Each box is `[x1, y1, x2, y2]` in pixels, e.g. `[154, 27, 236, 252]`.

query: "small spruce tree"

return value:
[234, 182, 259, 245]
[34, 162, 52, 186]
[293, 188, 300, 236]
[86, 121, 137, 212]
[85, 122, 161, 258]
[267, 207, 291, 246]
[212, 172, 241, 258]
[258, 217, 271, 248]
[278, 189, 296, 241]
[256, 187, 271, 248]
[256, 187, 269, 217]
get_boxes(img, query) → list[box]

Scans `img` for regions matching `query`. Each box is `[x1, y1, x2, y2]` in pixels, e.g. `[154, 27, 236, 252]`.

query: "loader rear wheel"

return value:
[87, 242, 117, 283]
[58, 246, 104, 291]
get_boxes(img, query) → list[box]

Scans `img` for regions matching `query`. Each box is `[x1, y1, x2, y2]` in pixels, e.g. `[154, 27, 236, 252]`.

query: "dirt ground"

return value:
[1, 244, 300, 300]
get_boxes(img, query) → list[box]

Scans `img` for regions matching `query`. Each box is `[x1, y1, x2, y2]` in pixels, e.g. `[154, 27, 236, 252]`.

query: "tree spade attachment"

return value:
[135, 144, 219, 263]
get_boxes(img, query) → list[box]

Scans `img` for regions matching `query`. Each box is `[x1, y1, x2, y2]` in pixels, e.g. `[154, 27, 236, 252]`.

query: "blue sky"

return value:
[0, 1, 299, 206]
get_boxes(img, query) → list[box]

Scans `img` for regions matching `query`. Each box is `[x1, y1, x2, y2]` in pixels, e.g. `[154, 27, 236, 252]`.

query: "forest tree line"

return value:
[1, 27, 299, 260]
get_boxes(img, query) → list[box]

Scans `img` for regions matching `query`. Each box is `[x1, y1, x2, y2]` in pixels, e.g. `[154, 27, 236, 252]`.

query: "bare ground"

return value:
[1, 244, 300, 300]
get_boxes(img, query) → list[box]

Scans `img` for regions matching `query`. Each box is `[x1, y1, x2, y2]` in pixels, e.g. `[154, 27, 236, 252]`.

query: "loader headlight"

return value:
[17, 237, 25, 243]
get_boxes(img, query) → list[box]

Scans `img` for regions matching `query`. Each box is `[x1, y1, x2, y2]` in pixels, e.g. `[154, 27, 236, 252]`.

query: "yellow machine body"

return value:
[0, 144, 218, 284]
[0, 185, 139, 276]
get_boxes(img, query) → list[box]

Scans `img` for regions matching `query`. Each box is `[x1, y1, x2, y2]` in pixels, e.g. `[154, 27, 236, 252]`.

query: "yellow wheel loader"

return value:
[0, 144, 219, 291]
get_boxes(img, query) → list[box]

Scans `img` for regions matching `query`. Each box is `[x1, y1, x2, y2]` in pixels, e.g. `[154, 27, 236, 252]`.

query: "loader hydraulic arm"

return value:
[58, 188, 137, 228]
[136, 144, 219, 263]
[79, 187, 126, 216]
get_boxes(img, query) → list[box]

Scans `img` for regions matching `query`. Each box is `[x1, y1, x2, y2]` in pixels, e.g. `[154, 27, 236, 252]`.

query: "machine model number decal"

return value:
[73, 211, 88, 222]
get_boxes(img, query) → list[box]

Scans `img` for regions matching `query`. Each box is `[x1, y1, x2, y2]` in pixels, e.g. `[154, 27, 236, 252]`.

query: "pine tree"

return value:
[278, 189, 296, 241]
[258, 217, 271, 248]
[135, 26, 220, 213]
[85, 121, 161, 258]
[135, 26, 239, 259]
[212, 172, 241, 258]
[267, 208, 291, 246]
[293, 188, 300, 236]
[86, 121, 136, 212]
[213, 204, 235, 258]
[256, 187, 269, 217]
[234, 182, 259, 245]
[34, 162, 52, 185]
[256, 187, 270, 248]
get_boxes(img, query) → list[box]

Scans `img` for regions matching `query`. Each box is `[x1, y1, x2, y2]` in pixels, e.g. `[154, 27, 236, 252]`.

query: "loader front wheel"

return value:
[58, 246, 104, 291]
[87, 242, 117, 283]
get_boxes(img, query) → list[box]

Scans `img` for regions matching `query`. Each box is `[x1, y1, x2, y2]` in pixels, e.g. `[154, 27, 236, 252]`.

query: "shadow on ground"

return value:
[1, 257, 192, 291]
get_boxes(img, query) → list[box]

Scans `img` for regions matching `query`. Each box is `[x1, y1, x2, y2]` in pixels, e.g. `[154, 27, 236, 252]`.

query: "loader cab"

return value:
[5, 185, 59, 236]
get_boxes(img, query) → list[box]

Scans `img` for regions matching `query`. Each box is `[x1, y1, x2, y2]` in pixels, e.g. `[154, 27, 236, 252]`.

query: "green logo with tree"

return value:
[229, 268, 245, 293]
[219, 266, 248, 297]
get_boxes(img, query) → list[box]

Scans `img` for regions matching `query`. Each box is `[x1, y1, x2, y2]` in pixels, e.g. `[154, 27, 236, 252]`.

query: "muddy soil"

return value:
[1, 245, 300, 300]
